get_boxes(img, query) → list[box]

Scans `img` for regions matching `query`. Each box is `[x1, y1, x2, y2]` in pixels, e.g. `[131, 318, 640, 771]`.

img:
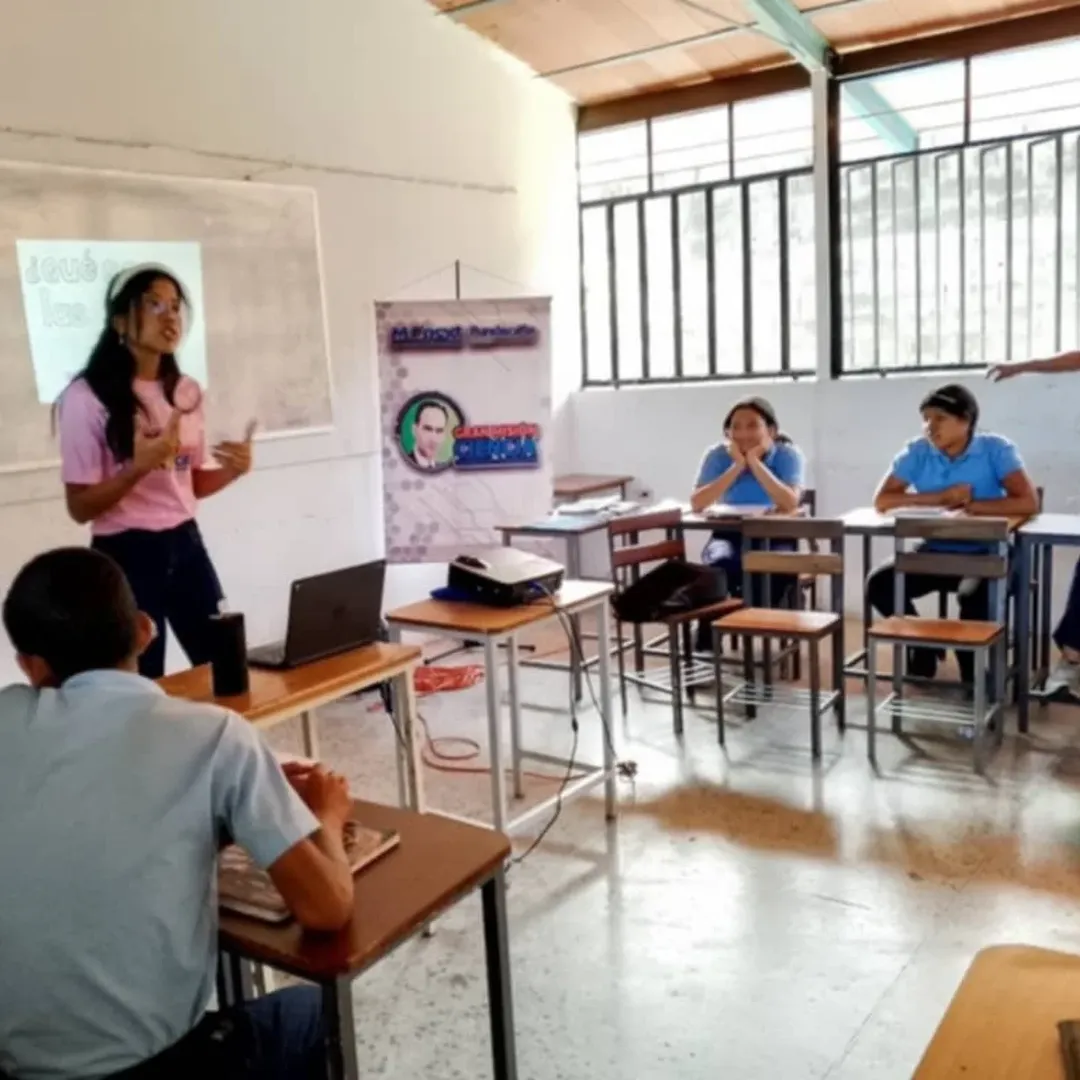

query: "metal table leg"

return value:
[595, 598, 617, 819]
[507, 636, 524, 800]
[322, 976, 359, 1080]
[393, 667, 425, 811]
[568, 536, 584, 703]
[388, 624, 408, 807]
[1015, 534, 1032, 733]
[482, 871, 519, 1080]
[300, 710, 320, 759]
[484, 637, 508, 831]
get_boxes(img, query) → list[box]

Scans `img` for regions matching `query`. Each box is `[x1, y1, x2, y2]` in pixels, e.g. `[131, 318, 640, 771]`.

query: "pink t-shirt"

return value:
[59, 377, 207, 536]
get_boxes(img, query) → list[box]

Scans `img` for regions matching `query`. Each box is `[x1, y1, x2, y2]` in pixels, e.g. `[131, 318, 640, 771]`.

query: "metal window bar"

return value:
[890, 159, 901, 369]
[779, 175, 791, 372]
[741, 181, 753, 375]
[671, 193, 683, 379]
[605, 203, 619, 386]
[637, 198, 650, 382]
[705, 191, 718, 376]
[871, 161, 880, 368]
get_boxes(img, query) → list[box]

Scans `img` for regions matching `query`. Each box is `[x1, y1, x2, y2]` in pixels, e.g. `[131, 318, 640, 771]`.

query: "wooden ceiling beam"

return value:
[835, 2, 1080, 77]
[577, 63, 809, 131]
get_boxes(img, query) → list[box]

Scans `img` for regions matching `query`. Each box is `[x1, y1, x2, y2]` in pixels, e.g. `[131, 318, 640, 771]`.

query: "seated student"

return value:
[868, 383, 1039, 685]
[0, 548, 357, 1080]
[689, 396, 805, 647]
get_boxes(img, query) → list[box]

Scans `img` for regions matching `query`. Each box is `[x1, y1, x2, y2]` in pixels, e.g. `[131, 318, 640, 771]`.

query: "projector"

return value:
[448, 548, 565, 607]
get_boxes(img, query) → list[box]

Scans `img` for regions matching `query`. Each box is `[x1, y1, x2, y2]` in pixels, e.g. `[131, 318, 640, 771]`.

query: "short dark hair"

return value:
[3, 548, 139, 683]
[920, 383, 979, 429]
[415, 400, 448, 424]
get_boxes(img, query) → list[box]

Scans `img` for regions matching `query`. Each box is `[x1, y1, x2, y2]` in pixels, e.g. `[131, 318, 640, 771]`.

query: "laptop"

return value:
[248, 560, 386, 670]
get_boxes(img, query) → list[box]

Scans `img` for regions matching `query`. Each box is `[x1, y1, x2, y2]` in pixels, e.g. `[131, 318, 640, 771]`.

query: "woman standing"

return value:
[57, 265, 254, 677]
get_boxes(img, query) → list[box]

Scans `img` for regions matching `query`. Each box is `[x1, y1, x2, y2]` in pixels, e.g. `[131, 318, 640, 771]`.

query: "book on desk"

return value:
[220, 818, 400, 923]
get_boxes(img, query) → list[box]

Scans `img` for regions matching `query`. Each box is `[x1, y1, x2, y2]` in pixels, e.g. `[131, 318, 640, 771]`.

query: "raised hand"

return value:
[211, 419, 256, 478]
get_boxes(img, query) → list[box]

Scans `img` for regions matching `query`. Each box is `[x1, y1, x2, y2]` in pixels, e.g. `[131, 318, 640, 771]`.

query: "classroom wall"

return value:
[570, 372, 1080, 612]
[0, 0, 579, 681]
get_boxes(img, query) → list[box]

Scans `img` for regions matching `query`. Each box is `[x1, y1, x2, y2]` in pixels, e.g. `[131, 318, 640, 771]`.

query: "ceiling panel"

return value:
[431, 0, 1080, 109]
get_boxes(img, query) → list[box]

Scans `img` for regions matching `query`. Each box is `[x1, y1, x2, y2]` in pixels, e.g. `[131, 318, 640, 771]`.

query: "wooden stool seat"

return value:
[714, 607, 840, 640]
[869, 615, 1004, 648]
[663, 597, 743, 626]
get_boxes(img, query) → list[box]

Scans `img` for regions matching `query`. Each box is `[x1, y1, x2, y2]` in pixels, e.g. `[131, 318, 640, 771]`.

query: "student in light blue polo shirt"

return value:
[690, 396, 805, 649]
[868, 384, 1039, 685]
[0, 548, 358, 1080]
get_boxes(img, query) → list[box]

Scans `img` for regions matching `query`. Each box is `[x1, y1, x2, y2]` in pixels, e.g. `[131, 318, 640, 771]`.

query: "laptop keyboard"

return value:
[249, 641, 285, 666]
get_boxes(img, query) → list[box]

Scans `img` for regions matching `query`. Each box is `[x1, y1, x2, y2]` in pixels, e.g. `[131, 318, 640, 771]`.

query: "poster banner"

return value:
[376, 296, 553, 564]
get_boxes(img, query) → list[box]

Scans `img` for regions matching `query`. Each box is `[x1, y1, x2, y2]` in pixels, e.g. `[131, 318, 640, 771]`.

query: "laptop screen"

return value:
[284, 560, 386, 665]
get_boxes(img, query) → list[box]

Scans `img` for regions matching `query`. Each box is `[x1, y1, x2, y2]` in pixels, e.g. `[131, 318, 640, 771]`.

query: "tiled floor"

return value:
[267, 630, 1080, 1078]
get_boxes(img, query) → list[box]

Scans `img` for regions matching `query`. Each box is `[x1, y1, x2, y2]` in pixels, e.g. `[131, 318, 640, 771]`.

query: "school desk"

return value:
[841, 508, 1034, 699]
[217, 799, 515, 1080]
[1014, 513, 1080, 731]
[914, 945, 1080, 1078]
[386, 581, 618, 834]
[159, 643, 426, 811]
[553, 472, 634, 502]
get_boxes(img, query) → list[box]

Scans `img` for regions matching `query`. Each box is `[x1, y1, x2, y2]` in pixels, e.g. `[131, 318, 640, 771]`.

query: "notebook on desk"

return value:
[219, 819, 400, 923]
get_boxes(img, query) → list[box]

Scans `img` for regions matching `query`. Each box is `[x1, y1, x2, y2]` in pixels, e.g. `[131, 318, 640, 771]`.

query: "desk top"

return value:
[914, 945, 1080, 1078]
[554, 473, 633, 499]
[842, 506, 1031, 535]
[158, 643, 421, 726]
[498, 512, 614, 537]
[386, 579, 613, 636]
[219, 800, 510, 979]
[1020, 512, 1080, 542]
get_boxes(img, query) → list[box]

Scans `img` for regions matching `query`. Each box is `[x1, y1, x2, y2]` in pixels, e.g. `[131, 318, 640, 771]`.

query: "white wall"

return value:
[570, 371, 1080, 612]
[0, 0, 579, 680]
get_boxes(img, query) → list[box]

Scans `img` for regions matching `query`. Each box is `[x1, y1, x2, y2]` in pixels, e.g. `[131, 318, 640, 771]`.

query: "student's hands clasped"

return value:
[282, 762, 352, 831]
[938, 483, 973, 509]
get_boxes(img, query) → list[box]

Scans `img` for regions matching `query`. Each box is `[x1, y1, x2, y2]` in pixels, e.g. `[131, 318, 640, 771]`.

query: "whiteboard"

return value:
[0, 160, 333, 471]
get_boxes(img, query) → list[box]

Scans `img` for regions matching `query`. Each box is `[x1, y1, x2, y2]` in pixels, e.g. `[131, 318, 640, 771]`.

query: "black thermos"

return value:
[209, 611, 249, 697]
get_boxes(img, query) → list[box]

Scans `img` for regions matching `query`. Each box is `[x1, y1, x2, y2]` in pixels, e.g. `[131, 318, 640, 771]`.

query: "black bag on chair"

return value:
[612, 560, 728, 624]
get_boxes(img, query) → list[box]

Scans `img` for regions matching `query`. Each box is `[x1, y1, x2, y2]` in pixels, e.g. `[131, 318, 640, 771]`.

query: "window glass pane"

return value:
[842, 164, 876, 370]
[785, 172, 816, 371]
[748, 181, 782, 372]
[581, 207, 611, 382]
[713, 186, 745, 375]
[733, 90, 812, 177]
[841, 62, 964, 163]
[677, 192, 710, 377]
[971, 38, 1080, 142]
[578, 122, 649, 202]
[652, 107, 730, 191]
[612, 203, 643, 381]
[644, 197, 676, 378]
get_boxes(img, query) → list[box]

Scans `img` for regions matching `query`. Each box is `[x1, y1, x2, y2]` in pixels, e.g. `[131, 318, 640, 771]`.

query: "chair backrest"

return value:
[740, 517, 845, 612]
[800, 487, 817, 514]
[891, 515, 1010, 622]
[606, 507, 686, 584]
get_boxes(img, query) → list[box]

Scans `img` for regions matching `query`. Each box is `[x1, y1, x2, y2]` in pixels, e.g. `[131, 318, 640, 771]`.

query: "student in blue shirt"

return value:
[689, 397, 805, 648]
[868, 384, 1039, 685]
[0, 548, 357, 1080]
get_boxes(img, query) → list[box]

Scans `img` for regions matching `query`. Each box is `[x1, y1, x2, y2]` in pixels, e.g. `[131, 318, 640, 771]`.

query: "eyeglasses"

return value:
[142, 297, 183, 319]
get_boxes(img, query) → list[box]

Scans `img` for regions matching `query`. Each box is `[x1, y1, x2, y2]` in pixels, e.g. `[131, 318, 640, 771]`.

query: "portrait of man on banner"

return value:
[394, 392, 463, 473]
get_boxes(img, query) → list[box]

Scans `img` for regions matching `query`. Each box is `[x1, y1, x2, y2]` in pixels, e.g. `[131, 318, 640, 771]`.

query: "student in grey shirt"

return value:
[0, 548, 357, 1079]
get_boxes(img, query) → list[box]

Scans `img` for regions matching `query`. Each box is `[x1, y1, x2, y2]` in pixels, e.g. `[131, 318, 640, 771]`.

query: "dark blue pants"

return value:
[101, 987, 327, 1079]
[92, 520, 223, 679]
[1055, 557, 1080, 653]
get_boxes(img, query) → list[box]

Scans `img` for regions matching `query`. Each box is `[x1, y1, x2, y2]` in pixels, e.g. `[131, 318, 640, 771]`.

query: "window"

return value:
[578, 98, 815, 385]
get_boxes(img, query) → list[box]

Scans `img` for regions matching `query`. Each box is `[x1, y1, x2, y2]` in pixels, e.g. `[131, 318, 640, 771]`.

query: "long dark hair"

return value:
[62, 267, 190, 461]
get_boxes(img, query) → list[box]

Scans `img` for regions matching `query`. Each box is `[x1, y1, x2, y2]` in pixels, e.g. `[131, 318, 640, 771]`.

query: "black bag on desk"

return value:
[612, 560, 728, 624]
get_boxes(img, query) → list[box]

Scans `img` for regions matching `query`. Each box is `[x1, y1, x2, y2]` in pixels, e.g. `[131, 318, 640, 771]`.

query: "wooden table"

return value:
[386, 581, 617, 834]
[914, 945, 1080, 1077]
[217, 800, 515, 1080]
[1014, 513, 1080, 731]
[159, 643, 426, 811]
[553, 473, 634, 502]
